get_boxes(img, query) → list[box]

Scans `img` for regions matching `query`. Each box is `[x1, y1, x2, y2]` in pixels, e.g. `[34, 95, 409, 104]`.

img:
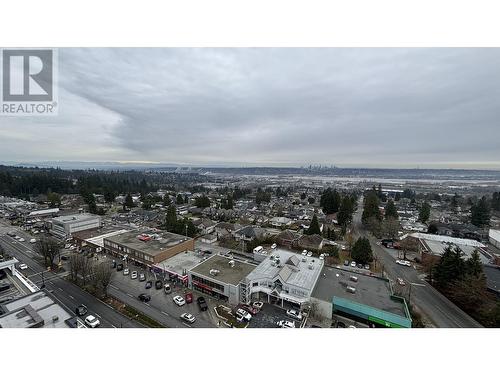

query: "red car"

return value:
[239, 304, 258, 315]
[185, 292, 193, 304]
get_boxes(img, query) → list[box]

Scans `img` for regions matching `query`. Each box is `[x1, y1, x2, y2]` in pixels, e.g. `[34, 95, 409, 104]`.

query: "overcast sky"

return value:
[1, 48, 500, 169]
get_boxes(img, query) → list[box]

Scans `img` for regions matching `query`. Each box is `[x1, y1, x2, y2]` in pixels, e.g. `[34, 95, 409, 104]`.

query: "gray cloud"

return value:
[1, 48, 500, 168]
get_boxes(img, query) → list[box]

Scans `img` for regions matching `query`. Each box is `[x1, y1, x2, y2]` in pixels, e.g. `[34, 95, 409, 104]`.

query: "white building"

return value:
[489, 229, 500, 249]
[48, 213, 102, 238]
[244, 249, 324, 308]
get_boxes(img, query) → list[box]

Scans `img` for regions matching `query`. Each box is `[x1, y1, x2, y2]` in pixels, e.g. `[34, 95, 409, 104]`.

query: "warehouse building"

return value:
[103, 230, 194, 267]
[311, 266, 412, 328]
[48, 213, 102, 238]
[188, 254, 256, 305]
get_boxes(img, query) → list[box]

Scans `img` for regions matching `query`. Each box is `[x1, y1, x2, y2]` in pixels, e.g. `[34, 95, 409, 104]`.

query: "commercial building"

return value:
[489, 229, 500, 250]
[188, 254, 256, 305]
[0, 290, 77, 328]
[311, 266, 412, 328]
[103, 230, 194, 267]
[48, 213, 102, 238]
[245, 249, 324, 308]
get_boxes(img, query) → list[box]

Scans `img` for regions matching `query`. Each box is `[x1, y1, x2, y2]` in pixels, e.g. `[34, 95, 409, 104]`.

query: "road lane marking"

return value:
[161, 311, 169, 316]
[126, 293, 133, 297]
[58, 287, 63, 291]
[69, 295, 75, 300]
[110, 285, 119, 290]
[182, 322, 192, 328]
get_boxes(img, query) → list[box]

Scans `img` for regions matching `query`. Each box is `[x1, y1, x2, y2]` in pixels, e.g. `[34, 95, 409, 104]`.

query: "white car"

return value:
[173, 295, 186, 306]
[350, 261, 356, 268]
[286, 309, 303, 320]
[131, 271, 138, 279]
[236, 308, 252, 322]
[19, 263, 28, 270]
[301, 250, 308, 256]
[123, 268, 130, 276]
[306, 251, 313, 257]
[29, 239, 36, 244]
[277, 320, 295, 328]
[252, 301, 264, 310]
[397, 277, 406, 286]
[271, 243, 277, 249]
[396, 259, 411, 267]
[180, 313, 196, 324]
[84, 315, 100, 328]
[18, 238, 25, 242]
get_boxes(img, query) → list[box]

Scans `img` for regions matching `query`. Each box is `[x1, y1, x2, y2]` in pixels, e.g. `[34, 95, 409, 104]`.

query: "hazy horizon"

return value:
[1, 48, 500, 169]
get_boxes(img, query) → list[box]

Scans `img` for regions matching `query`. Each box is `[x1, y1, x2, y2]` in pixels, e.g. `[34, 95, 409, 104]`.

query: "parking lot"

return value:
[247, 303, 304, 328]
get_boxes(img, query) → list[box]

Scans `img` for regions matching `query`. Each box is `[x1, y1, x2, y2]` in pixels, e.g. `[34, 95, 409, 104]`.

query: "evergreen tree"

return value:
[164, 205, 178, 232]
[176, 194, 184, 205]
[384, 199, 398, 220]
[307, 214, 321, 235]
[466, 249, 483, 278]
[351, 237, 373, 264]
[418, 202, 431, 223]
[320, 188, 341, 214]
[124, 193, 134, 208]
[362, 190, 381, 225]
[337, 195, 354, 227]
[470, 196, 490, 228]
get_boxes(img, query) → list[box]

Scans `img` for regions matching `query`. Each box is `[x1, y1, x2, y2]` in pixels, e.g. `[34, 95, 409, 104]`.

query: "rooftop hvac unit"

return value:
[349, 276, 358, 282]
[52, 316, 59, 323]
[308, 262, 314, 270]
[346, 286, 356, 294]
[302, 257, 306, 262]
[209, 269, 220, 276]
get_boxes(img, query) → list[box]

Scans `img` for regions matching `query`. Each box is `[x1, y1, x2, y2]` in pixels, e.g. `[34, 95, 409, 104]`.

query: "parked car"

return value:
[131, 271, 138, 279]
[343, 260, 349, 266]
[164, 283, 172, 294]
[123, 268, 130, 276]
[173, 295, 186, 306]
[239, 303, 258, 315]
[235, 308, 252, 322]
[364, 264, 370, 270]
[350, 261, 356, 268]
[277, 320, 295, 328]
[180, 313, 196, 324]
[271, 243, 277, 249]
[252, 301, 264, 310]
[75, 304, 88, 316]
[29, 239, 36, 244]
[396, 259, 411, 267]
[84, 315, 100, 328]
[286, 309, 303, 320]
[61, 255, 69, 261]
[145, 281, 153, 289]
[18, 263, 28, 270]
[185, 292, 193, 304]
[116, 264, 124, 271]
[138, 293, 151, 302]
[197, 296, 208, 311]
[306, 251, 313, 257]
[155, 280, 163, 289]
[111, 261, 117, 269]
[301, 250, 308, 256]
[397, 277, 406, 286]
[139, 273, 146, 282]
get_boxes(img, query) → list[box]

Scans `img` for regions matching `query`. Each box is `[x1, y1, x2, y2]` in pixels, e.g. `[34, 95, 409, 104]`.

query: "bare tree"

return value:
[383, 218, 400, 239]
[68, 254, 81, 282]
[34, 236, 61, 268]
[399, 236, 420, 260]
[93, 262, 113, 297]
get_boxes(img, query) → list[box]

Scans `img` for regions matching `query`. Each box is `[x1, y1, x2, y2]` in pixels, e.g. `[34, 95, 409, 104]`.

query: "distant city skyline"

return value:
[1, 48, 500, 169]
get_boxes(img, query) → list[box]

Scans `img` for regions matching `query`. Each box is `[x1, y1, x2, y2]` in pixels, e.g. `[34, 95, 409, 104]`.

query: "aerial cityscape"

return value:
[1, 48, 500, 329]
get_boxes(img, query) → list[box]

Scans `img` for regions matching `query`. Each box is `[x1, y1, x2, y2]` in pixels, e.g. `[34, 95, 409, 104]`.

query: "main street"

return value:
[0, 223, 142, 328]
[352, 198, 482, 328]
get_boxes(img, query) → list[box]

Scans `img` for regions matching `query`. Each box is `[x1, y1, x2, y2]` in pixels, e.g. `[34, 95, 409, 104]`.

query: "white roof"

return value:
[401, 232, 486, 248]
[489, 229, 500, 243]
[84, 229, 130, 248]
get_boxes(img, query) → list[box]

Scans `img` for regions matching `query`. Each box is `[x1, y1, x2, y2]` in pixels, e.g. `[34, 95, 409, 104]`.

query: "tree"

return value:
[351, 237, 373, 264]
[307, 197, 315, 205]
[383, 218, 400, 239]
[466, 249, 483, 278]
[433, 245, 465, 289]
[47, 192, 61, 208]
[418, 202, 431, 223]
[384, 199, 398, 220]
[300, 192, 307, 200]
[221, 194, 234, 209]
[164, 205, 177, 232]
[195, 195, 211, 208]
[362, 190, 381, 225]
[255, 188, 271, 205]
[320, 188, 341, 214]
[124, 193, 134, 209]
[176, 194, 184, 205]
[337, 195, 354, 229]
[93, 262, 113, 297]
[470, 196, 490, 228]
[163, 195, 172, 207]
[307, 214, 321, 235]
[34, 236, 61, 268]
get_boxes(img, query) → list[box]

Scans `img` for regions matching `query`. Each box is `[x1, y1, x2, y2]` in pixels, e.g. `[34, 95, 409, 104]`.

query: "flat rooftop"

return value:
[190, 254, 256, 286]
[247, 249, 323, 291]
[106, 230, 191, 256]
[312, 266, 407, 318]
[51, 213, 100, 223]
[154, 250, 208, 276]
[0, 290, 74, 328]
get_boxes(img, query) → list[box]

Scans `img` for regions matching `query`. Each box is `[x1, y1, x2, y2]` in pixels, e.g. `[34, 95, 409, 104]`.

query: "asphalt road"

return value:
[0, 223, 142, 328]
[352, 198, 482, 328]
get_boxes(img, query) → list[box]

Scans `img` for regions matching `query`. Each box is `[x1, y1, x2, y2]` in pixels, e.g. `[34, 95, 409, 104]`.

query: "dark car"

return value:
[111, 262, 116, 269]
[197, 296, 208, 311]
[155, 280, 163, 290]
[116, 264, 124, 271]
[61, 255, 69, 261]
[138, 293, 151, 302]
[75, 304, 88, 316]
[145, 281, 153, 289]
[343, 260, 349, 266]
[239, 303, 258, 315]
